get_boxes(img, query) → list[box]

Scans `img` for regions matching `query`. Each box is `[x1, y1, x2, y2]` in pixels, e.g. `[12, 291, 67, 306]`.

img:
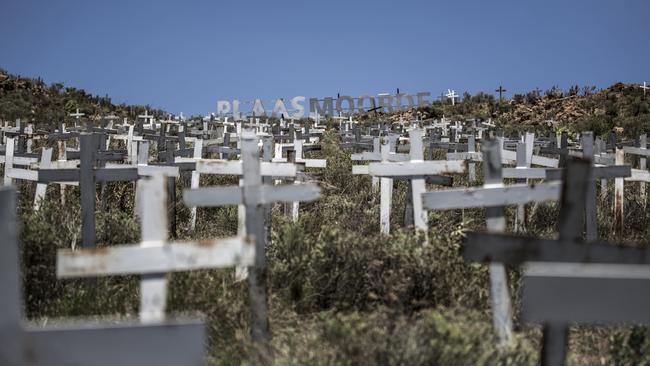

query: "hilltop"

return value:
[1, 68, 649, 138]
[0, 68, 167, 127]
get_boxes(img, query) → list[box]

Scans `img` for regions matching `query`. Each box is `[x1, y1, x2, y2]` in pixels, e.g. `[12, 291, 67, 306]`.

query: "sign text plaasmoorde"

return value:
[216, 91, 432, 119]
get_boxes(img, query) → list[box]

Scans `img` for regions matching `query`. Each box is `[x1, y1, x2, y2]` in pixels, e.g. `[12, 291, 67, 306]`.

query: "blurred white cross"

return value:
[446, 89, 459, 105]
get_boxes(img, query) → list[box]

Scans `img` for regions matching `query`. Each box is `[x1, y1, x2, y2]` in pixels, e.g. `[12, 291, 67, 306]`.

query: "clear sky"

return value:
[1, 0, 648, 116]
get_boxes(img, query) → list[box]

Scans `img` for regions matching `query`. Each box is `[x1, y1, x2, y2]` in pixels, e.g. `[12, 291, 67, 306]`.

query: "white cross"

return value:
[57, 173, 254, 323]
[138, 110, 154, 124]
[69, 108, 85, 119]
[179, 137, 303, 276]
[446, 89, 459, 105]
[365, 129, 465, 234]
[0, 186, 206, 365]
[183, 129, 321, 344]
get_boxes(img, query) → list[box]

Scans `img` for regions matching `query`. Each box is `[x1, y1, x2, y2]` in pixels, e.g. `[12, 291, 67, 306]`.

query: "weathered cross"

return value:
[446, 134, 480, 182]
[69, 108, 85, 122]
[37, 134, 141, 248]
[367, 128, 465, 234]
[57, 173, 254, 323]
[446, 89, 459, 105]
[422, 139, 562, 344]
[500, 132, 630, 240]
[284, 138, 326, 221]
[539, 131, 569, 167]
[183, 137, 300, 264]
[352, 135, 410, 189]
[463, 157, 650, 366]
[623, 133, 649, 202]
[183, 129, 321, 347]
[0, 186, 206, 365]
[2, 137, 40, 186]
[136, 109, 155, 134]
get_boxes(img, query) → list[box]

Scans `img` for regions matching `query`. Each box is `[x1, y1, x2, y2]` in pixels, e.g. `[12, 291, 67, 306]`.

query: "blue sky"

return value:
[1, 0, 648, 116]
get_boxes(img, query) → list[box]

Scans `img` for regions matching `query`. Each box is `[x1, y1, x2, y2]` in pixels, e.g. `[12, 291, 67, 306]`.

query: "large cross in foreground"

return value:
[0, 186, 206, 365]
[183, 129, 321, 349]
[422, 139, 562, 344]
[463, 157, 650, 366]
[57, 173, 254, 323]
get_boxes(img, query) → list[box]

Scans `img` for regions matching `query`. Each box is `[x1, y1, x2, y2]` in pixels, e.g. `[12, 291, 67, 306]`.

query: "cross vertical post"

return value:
[189, 139, 203, 230]
[541, 159, 591, 366]
[165, 141, 177, 238]
[495, 85, 507, 102]
[138, 174, 169, 323]
[614, 147, 624, 234]
[582, 132, 597, 241]
[3, 137, 14, 186]
[379, 139, 392, 235]
[241, 130, 270, 348]
[639, 133, 646, 203]
[80, 134, 96, 248]
[409, 129, 427, 232]
[482, 139, 514, 345]
[467, 134, 477, 182]
[33, 148, 53, 210]
[2, 184, 208, 365]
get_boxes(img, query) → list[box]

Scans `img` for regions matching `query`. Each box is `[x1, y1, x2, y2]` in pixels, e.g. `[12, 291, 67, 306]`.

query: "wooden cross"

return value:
[449, 121, 463, 144]
[285, 138, 326, 222]
[499, 133, 559, 168]
[37, 134, 141, 248]
[310, 110, 325, 127]
[447, 134, 556, 169]
[446, 134, 480, 182]
[32, 147, 53, 210]
[183, 129, 321, 347]
[188, 139, 203, 230]
[539, 131, 569, 167]
[138, 109, 154, 123]
[276, 138, 327, 168]
[137, 110, 154, 134]
[183, 138, 299, 234]
[339, 126, 374, 151]
[352, 136, 409, 189]
[500, 132, 630, 240]
[57, 173, 253, 323]
[623, 133, 649, 203]
[69, 108, 85, 120]
[446, 89, 458, 105]
[0, 186, 206, 365]
[462, 157, 650, 366]
[422, 139, 562, 344]
[367, 128, 465, 234]
[495, 85, 507, 102]
[514, 135, 534, 232]
[2, 137, 39, 186]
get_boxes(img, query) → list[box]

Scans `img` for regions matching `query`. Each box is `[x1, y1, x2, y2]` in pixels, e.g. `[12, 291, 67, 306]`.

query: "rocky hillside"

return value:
[382, 83, 650, 138]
